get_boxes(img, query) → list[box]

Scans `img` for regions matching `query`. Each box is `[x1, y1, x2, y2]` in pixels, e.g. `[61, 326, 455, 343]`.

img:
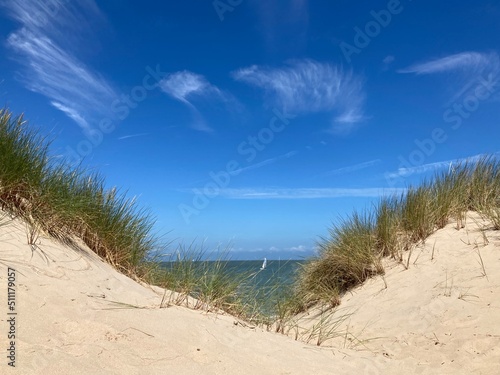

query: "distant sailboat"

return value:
[260, 258, 267, 270]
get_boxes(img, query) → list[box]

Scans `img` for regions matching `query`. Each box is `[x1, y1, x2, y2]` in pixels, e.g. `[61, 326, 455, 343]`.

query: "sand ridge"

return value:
[298, 212, 500, 374]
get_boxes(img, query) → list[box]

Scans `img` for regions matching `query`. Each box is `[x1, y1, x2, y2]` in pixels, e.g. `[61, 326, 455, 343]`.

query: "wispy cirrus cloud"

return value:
[398, 52, 496, 75]
[2, 0, 105, 43]
[184, 151, 297, 188]
[320, 159, 381, 177]
[399, 52, 500, 103]
[233, 151, 297, 174]
[386, 160, 454, 180]
[386, 152, 499, 179]
[200, 187, 405, 200]
[51, 101, 90, 130]
[232, 59, 366, 133]
[117, 133, 149, 141]
[159, 71, 233, 132]
[2, 0, 117, 134]
[159, 71, 220, 105]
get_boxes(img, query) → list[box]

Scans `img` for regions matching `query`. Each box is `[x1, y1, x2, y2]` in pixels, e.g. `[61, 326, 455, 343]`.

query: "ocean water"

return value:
[216, 259, 306, 314]
[160, 259, 306, 314]
[223, 259, 304, 286]
[160, 259, 305, 286]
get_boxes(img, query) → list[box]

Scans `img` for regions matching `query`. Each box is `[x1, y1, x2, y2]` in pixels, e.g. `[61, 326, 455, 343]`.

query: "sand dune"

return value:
[297, 212, 500, 373]
[0, 212, 499, 374]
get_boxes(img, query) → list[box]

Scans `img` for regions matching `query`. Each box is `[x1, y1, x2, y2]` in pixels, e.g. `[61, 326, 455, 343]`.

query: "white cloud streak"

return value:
[2, 0, 105, 42]
[209, 187, 405, 200]
[233, 151, 297, 174]
[159, 71, 218, 105]
[399, 52, 500, 104]
[386, 160, 453, 179]
[398, 52, 500, 106]
[117, 133, 149, 141]
[159, 71, 232, 132]
[51, 101, 89, 130]
[386, 152, 499, 179]
[232, 59, 366, 132]
[321, 159, 381, 177]
[2, 0, 117, 134]
[399, 52, 495, 75]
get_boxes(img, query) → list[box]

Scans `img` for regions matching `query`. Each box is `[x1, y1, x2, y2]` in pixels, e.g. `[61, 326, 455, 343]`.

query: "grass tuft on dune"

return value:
[295, 156, 500, 309]
[0, 108, 158, 275]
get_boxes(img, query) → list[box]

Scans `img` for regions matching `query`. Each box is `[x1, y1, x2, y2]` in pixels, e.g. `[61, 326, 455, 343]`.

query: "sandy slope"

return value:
[0, 212, 498, 374]
[298, 212, 500, 374]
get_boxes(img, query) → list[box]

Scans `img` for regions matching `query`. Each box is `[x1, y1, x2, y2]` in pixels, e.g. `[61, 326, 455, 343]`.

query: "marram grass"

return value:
[294, 155, 500, 309]
[0, 109, 157, 274]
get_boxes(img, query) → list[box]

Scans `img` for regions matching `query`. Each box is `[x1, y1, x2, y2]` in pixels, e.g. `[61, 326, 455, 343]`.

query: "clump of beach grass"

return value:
[401, 183, 436, 243]
[374, 195, 402, 258]
[296, 211, 382, 309]
[469, 158, 500, 229]
[151, 249, 312, 326]
[293, 155, 500, 310]
[431, 167, 469, 229]
[484, 207, 500, 230]
[0, 108, 158, 275]
[153, 246, 253, 315]
[467, 157, 500, 210]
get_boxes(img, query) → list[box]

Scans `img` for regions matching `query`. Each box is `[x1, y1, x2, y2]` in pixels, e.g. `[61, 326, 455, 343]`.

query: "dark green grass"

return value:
[0, 109, 158, 274]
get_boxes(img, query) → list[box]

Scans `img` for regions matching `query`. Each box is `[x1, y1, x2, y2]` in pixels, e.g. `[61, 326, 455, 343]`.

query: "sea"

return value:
[160, 259, 306, 314]
[160, 259, 305, 285]
[223, 259, 304, 289]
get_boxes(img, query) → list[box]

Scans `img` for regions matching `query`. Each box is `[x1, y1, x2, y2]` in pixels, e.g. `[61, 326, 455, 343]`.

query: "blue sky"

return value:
[1, 0, 499, 260]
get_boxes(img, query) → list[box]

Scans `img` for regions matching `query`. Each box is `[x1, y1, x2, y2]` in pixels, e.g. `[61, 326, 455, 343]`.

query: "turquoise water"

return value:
[216, 260, 304, 316]
[223, 259, 304, 286]
[160, 259, 304, 286]
[160, 259, 305, 314]
[227, 260, 305, 314]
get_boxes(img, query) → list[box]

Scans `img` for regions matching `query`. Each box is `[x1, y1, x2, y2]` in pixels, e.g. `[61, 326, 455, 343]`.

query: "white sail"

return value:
[260, 258, 267, 270]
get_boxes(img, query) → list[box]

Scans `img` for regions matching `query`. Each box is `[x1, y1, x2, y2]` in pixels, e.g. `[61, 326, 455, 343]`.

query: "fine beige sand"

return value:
[0, 212, 499, 374]
[296, 212, 500, 374]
